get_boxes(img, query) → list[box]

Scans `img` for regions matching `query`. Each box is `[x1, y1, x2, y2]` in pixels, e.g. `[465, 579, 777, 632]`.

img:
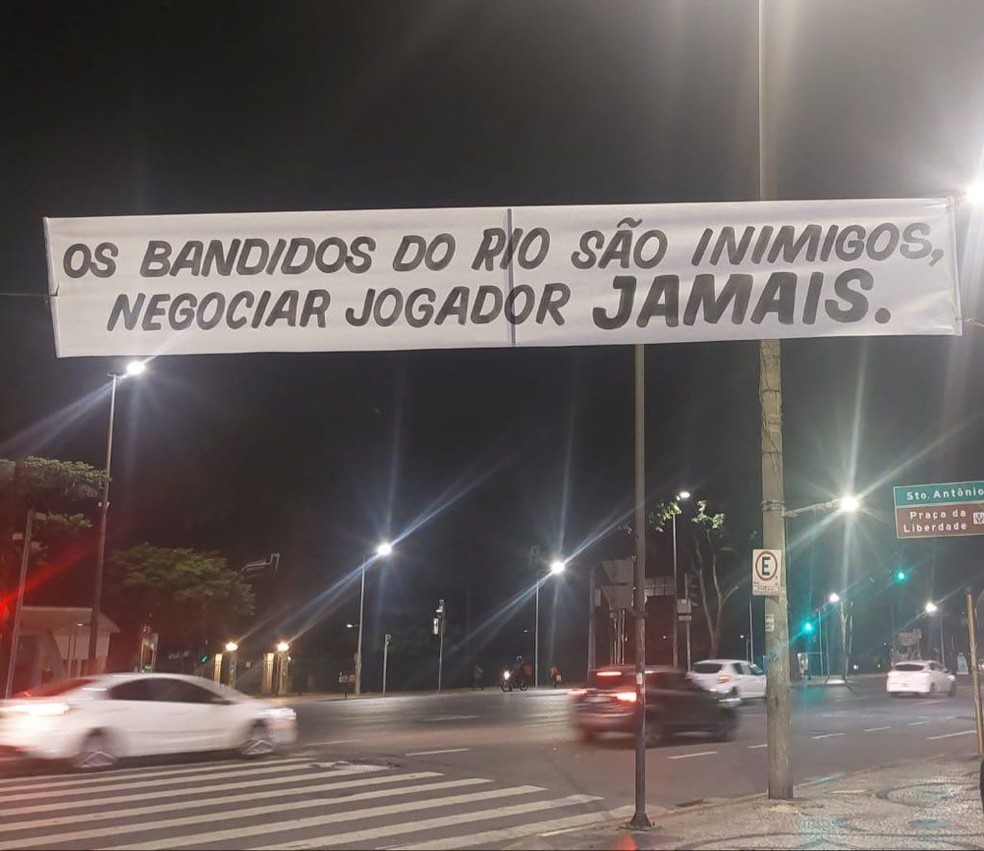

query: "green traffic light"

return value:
[895, 570, 908, 582]
[802, 621, 815, 633]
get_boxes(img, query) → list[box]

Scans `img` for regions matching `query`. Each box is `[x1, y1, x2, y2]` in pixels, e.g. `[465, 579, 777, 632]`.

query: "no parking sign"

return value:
[752, 549, 782, 596]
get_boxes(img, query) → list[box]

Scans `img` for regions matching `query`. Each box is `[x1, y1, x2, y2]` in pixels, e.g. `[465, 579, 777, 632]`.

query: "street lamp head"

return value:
[828, 592, 841, 604]
[677, 491, 691, 501]
[124, 360, 147, 377]
[376, 542, 393, 557]
[549, 559, 566, 575]
[966, 180, 984, 206]
[924, 601, 938, 614]
[224, 641, 239, 653]
[276, 641, 290, 653]
[838, 496, 860, 513]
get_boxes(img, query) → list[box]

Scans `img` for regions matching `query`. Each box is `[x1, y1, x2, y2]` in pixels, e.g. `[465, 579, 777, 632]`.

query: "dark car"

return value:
[570, 665, 738, 745]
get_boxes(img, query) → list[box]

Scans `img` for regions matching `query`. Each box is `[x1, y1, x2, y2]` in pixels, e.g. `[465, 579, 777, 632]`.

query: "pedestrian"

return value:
[549, 665, 562, 688]
[472, 663, 484, 690]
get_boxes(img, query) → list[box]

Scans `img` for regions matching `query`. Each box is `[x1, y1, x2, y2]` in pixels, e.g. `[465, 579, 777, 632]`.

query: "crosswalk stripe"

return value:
[105, 785, 547, 850]
[265, 794, 603, 850]
[389, 805, 633, 850]
[0, 778, 492, 849]
[0, 771, 443, 836]
[1, 764, 386, 816]
[3, 759, 330, 803]
[0, 756, 314, 793]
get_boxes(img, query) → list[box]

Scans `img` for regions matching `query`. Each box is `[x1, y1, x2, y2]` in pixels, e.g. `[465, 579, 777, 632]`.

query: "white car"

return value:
[886, 660, 956, 697]
[690, 659, 767, 701]
[0, 673, 297, 770]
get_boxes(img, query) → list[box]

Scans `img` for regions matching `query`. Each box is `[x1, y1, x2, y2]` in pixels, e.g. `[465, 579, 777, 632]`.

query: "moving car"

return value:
[0, 673, 297, 770]
[689, 659, 767, 701]
[886, 660, 956, 697]
[570, 666, 738, 745]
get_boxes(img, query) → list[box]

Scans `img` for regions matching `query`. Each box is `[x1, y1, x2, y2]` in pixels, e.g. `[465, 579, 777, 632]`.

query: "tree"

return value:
[690, 500, 740, 658]
[107, 544, 254, 654]
[0, 456, 104, 590]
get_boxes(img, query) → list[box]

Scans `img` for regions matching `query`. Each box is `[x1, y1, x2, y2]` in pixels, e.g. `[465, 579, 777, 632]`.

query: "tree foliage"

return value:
[108, 544, 254, 643]
[0, 457, 104, 589]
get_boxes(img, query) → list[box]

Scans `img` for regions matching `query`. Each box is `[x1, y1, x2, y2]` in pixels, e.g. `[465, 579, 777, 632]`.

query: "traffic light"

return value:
[802, 620, 815, 634]
[199, 652, 210, 664]
[894, 569, 908, 583]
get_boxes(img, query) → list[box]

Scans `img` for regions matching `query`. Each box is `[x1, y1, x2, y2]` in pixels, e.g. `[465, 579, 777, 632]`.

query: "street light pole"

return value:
[87, 373, 118, 673]
[355, 553, 368, 696]
[534, 579, 540, 688]
[4, 508, 38, 699]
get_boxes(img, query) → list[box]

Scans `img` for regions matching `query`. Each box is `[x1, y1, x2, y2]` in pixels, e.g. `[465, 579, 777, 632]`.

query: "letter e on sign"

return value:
[752, 549, 782, 596]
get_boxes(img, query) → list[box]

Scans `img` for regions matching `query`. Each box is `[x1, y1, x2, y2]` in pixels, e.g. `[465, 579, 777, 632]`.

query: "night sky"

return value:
[3, 1, 984, 686]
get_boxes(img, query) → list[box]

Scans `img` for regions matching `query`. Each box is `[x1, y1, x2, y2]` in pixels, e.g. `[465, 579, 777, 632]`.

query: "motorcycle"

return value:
[500, 670, 528, 692]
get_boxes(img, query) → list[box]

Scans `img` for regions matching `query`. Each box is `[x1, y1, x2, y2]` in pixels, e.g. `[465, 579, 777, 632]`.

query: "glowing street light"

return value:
[924, 601, 938, 614]
[677, 490, 691, 501]
[838, 496, 860, 513]
[549, 559, 566, 575]
[88, 361, 148, 672]
[276, 641, 290, 653]
[356, 543, 394, 695]
[224, 641, 239, 653]
[828, 592, 841, 604]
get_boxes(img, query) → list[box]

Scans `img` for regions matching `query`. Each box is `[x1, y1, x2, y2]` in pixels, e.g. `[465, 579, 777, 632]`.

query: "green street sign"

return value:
[894, 481, 984, 508]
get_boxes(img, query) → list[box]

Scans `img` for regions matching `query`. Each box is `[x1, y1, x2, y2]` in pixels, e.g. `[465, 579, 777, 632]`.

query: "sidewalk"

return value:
[511, 755, 984, 850]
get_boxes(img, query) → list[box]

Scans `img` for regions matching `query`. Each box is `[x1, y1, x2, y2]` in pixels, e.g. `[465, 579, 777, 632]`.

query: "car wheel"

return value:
[72, 730, 118, 771]
[239, 721, 275, 758]
[929, 683, 937, 696]
[714, 717, 736, 742]
[729, 687, 741, 704]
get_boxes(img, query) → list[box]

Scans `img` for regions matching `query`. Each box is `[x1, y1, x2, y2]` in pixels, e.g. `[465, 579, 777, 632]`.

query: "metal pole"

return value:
[4, 509, 35, 699]
[382, 633, 390, 696]
[939, 612, 945, 668]
[535, 581, 540, 688]
[437, 611, 445, 693]
[686, 618, 692, 670]
[587, 566, 597, 672]
[630, 343, 650, 829]
[88, 373, 119, 672]
[671, 514, 679, 669]
[758, 0, 793, 801]
[355, 555, 367, 696]
[749, 597, 755, 664]
[966, 593, 984, 756]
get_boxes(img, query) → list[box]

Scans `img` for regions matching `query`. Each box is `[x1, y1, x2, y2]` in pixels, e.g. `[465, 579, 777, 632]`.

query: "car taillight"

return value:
[4, 702, 71, 717]
[614, 691, 637, 703]
[717, 674, 731, 683]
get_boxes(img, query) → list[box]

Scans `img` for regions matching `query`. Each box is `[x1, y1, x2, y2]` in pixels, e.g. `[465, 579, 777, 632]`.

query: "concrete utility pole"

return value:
[758, 0, 793, 800]
[630, 343, 651, 829]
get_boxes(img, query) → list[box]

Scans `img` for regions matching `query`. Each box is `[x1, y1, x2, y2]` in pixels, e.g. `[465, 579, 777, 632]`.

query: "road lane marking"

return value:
[302, 738, 360, 746]
[105, 785, 547, 850]
[811, 733, 846, 739]
[907, 721, 928, 726]
[389, 806, 635, 850]
[267, 794, 603, 850]
[927, 729, 976, 740]
[0, 756, 315, 794]
[0, 778, 493, 849]
[0, 759, 332, 803]
[667, 750, 717, 760]
[1, 764, 386, 816]
[0, 771, 443, 834]
[747, 743, 768, 749]
[864, 726, 891, 732]
[405, 748, 471, 756]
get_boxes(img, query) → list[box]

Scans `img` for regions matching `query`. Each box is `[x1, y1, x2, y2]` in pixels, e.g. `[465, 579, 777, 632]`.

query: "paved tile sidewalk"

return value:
[507, 756, 984, 850]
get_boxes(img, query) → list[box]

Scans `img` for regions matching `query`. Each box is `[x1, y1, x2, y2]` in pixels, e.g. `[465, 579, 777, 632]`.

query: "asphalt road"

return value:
[0, 677, 979, 850]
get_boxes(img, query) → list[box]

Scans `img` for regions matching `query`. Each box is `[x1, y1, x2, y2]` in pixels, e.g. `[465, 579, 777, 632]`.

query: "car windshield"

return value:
[14, 677, 96, 698]
[693, 662, 723, 674]
[893, 663, 927, 672]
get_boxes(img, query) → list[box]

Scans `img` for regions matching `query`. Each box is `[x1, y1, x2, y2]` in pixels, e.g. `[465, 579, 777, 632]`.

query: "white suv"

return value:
[690, 659, 767, 702]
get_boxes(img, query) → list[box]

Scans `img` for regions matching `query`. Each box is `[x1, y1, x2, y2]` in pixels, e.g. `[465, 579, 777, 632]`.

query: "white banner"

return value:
[44, 198, 961, 357]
